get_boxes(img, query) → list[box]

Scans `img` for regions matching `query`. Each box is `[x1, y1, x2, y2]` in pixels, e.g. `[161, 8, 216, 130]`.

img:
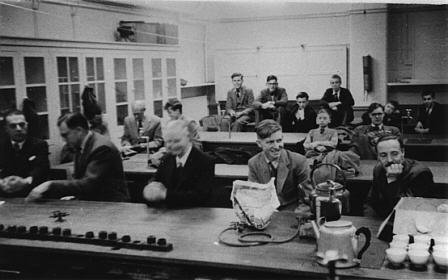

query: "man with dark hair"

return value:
[221, 73, 255, 132]
[366, 135, 435, 218]
[415, 91, 446, 135]
[351, 103, 401, 159]
[289, 92, 317, 133]
[143, 120, 214, 208]
[321, 74, 354, 127]
[26, 112, 129, 202]
[253, 75, 288, 128]
[0, 110, 49, 197]
[248, 119, 311, 211]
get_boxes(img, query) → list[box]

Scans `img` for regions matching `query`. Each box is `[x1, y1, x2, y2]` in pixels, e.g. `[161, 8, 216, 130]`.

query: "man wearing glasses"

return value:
[321, 74, 354, 127]
[253, 75, 288, 128]
[0, 110, 49, 197]
[415, 91, 446, 135]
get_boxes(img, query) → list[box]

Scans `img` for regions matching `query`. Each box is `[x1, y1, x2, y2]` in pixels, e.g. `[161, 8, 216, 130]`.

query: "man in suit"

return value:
[221, 73, 255, 132]
[143, 120, 214, 208]
[351, 103, 401, 160]
[121, 100, 163, 153]
[253, 75, 288, 128]
[321, 74, 354, 127]
[248, 119, 312, 211]
[26, 113, 129, 202]
[0, 110, 49, 197]
[415, 91, 446, 135]
[288, 92, 317, 133]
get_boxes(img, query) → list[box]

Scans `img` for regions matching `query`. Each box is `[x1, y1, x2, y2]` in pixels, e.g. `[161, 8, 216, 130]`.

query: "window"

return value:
[24, 57, 49, 139]
[151, 58, 163, 117]
[132, 58, 144, 101]
[114, 58, 128, 125]
[57, 57, 80, 115]
[166, 58, 177, 97]
[0, 57, 17, 111]
[86, 57, 106, 112]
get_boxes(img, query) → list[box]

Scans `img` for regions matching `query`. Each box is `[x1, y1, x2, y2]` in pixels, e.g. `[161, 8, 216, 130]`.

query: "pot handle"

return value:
[355, 227, 371, 260]
[310, 163, 347, 188]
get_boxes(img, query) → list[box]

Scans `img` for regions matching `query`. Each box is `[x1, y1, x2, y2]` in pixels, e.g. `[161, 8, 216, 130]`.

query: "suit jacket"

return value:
[121, 114, 163, 148]
[153, 147, 214, 208]
[253, 87, 288, 109]
[289, 104, 318, 133]
[0, 136, 49, 197]
[417, 102, 447, 135]
[350, 124, 401, 160]
[248, 149, 310, 207]
[225, 86, 255, 116]
[321, 87, 354, 125]
[48, 132, 129, 202]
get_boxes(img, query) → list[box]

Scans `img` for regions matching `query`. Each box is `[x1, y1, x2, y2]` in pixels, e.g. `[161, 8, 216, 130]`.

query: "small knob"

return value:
[52, 227, 62, 235]
[29, 226, 38, 234]
[62, 228, 71, 236]
[121, 235, 131, 242]
[157, 238, 167, 246]
[147, 235, 156, 244]
[107, 232, 117, 240]
[98, 231, 107, 239]
[7, 225, 17, 233]
[39, 226, 48, 235]
[17, 226, 27, 233]
[85, 231, 94, 238]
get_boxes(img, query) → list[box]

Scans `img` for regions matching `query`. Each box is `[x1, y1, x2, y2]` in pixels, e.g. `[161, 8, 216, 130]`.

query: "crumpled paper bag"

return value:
[231, 178, 280, 230]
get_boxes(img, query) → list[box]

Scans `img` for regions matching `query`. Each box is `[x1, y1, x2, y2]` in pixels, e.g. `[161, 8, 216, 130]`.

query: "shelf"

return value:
[387, 80, 448, 86]
[181, 83, 215, 89]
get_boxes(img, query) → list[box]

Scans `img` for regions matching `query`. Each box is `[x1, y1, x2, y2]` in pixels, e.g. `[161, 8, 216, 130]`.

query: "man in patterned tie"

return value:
[321, 74, 355, 127]
[0, 110, 49, 197]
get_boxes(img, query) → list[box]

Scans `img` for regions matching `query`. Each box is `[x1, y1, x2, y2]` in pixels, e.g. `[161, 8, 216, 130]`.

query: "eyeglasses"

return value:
[371, 113, 384, 116]
[8, 122, 27, 129]
[267, 82, 278, 85]
[423, 98, 432, 101]
[330, 81, 341, 84]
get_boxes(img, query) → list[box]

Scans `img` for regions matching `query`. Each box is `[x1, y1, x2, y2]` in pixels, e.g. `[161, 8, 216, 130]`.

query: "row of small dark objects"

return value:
[0, 224, 173, 251]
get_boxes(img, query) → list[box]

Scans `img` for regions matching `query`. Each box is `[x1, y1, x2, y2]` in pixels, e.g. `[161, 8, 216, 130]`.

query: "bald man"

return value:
[143, 120, 214, 208]
[121, 101, 163, 152]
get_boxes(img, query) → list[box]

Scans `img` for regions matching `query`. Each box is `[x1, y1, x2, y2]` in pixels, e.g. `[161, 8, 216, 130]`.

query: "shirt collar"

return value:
[11, 140, 25, 149]
[176, 143, 193, 167]
[80, 131, 93, 153]
[371, 124, 384, 130]
[263, 152, 279, 168]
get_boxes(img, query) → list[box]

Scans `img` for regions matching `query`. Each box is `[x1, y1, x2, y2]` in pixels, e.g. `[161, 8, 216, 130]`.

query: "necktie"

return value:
[236, 89, 241, 99]
[13, 142, 20, 153]
[320, 127, 325, 134]
[371, 125, 380, 131]
[334, 92, 339, 101]
[268, 162, 277, 182]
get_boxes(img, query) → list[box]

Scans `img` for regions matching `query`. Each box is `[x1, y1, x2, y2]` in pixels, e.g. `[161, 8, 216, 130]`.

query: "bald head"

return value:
[164, 120, 191, 157]
[132, 101, 146, 121]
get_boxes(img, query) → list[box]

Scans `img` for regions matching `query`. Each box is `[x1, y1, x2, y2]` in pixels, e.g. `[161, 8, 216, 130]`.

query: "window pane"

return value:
[116, 104, 128, 126]
[69, 57, 79, 82]
[26, 86, 47, 112]
[25, 57, 45, 84]
[152, 58, 162, 78]
[59, 85, 69, 112]
[57, 57, 68, 83]
[86, 57, 94, 81]
[96, 83, 106, 113]
[0, 88, 16, 111]
[37, 114, 49, 139]
[167, 58, 176, 77]
[0, 57, 14, 86]
[134, 80, 145, 101]
[133, 58, 144, 80]
[167, 78, 177, 97]
[153, 100, 163, 118]
[152, 79, 162, 99]
[71, 84, 80, 112]
[114, 58, 126, 80]
[115, 82, 127, 103]
[96, 57, 104, 80]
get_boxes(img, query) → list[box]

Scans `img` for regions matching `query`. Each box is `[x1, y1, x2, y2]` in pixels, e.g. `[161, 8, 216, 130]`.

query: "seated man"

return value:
[121, 100, 163, 153]
[0, 110, 49, 197]
[288, 92, 317, 133]
[220, 73, 255, 132]
[351, 103, 401, 160]
[365, 135, 435, 218]
[248, 119, 312, 211]
[415, 91, 446, 135]
[361, 100, 401, 128]
[303, 108, 338, 158]
[321, 74, 354, 127]
[253, 75, 288, 128]
[26, 113, 129, 202]
[143, 120, 214, 208]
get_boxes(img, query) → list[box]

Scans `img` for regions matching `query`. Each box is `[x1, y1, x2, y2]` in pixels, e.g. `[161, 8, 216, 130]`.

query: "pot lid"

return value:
[316, 180, 343, 191]
[324, 220, 352, 228]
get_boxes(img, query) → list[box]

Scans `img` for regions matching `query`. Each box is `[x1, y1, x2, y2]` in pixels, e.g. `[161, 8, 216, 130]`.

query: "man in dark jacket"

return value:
[415, 91, 447, 135]
[365, 135, 435, 218]
[0, 110, 49, 197]
[143, 120, 214, 208]
[288, 92, 317, 133]
[26, 113, 129, 202]
[321, 74, 354, 127]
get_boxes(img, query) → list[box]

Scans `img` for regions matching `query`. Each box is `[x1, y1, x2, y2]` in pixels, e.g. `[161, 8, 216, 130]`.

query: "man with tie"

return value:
[142, 120, 214, 208]
[415, 91, 447, 135]
[351, 103, 401, 160]
[26, 112, 129, 202]
[321, 74, 355, 127]
[288, 92, 317, 133]
[0, 110, 49, 197]
[248, 120, 312, 211]
[221, 73, 255, 131]
[121, 100, 163, 153]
